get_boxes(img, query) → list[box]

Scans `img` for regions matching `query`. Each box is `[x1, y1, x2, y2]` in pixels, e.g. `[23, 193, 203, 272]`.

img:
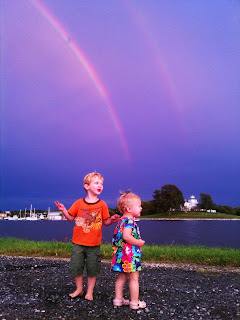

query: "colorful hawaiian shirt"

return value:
[111, 217, 142, 273]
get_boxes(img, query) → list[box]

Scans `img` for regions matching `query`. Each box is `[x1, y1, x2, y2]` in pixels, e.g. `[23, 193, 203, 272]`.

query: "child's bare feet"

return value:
[85, 276, 95, 301]
[85, 293, 93, 301]
[69, 289, 83, 298]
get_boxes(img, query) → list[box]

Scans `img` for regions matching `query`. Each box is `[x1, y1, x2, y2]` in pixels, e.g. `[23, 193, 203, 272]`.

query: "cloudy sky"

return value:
[1, 0, 240, 211]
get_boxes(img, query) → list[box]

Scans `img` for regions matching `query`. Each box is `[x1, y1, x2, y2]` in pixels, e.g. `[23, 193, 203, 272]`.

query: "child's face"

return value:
[130, 199, 142, 218]
[85, 177, 103, 196]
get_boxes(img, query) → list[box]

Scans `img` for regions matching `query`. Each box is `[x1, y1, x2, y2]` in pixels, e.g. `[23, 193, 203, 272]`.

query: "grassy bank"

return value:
[1, 238, 240, 267]
[141, 212, 240, 219]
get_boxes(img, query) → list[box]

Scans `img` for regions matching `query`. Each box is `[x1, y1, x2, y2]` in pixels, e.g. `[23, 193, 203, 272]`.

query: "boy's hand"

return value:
[110, 214, 120, 223]
[54, 201, 66, 212]
[103, 214, 120, 226]
[54, 201, 74, 222]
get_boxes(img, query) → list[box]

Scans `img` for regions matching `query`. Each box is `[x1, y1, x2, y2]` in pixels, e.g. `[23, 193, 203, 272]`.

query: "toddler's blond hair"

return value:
[117, 191, 141, 214]
[83, 172, 104, 191]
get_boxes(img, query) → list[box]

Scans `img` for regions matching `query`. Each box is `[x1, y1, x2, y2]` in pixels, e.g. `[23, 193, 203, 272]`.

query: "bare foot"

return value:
[85, 293, 93, 301]
[69, 290, 83, 298]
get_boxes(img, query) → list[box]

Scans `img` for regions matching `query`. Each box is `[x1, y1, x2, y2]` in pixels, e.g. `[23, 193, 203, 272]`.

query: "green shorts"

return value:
[70, 244, 101, 278]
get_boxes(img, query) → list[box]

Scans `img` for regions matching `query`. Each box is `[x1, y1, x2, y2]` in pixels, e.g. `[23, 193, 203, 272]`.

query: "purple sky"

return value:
[1, 0, 240, 211]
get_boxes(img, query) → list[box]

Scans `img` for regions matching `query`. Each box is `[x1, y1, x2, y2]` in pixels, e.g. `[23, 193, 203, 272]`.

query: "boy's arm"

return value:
[54, 201, 75, 221]
[103, 214, 120, 226]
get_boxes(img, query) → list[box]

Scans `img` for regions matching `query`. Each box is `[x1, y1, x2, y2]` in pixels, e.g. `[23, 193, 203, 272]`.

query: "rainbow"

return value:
[125, 2, 184, 127]
[29, 0, 131, 162]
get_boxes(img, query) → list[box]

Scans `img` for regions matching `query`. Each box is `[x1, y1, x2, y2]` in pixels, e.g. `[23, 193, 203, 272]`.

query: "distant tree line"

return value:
[140, 184, 240, 216]
[2, 186, 240, 217]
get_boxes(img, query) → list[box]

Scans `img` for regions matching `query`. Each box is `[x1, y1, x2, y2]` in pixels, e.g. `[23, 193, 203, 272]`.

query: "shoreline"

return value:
[139, 218, 240, 221]
[1, 216, 240, 222]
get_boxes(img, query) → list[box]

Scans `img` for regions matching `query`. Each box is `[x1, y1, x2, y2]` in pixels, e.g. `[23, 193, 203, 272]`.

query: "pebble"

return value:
[0, 255, 239, 320]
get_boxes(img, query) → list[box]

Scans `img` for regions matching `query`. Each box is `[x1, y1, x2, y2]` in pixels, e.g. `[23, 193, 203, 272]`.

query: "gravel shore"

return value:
[0, 255, 239, 320]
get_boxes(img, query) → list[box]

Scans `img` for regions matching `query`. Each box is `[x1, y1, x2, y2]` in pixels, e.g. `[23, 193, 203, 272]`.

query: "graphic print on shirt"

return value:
[75, 209, 102, 233]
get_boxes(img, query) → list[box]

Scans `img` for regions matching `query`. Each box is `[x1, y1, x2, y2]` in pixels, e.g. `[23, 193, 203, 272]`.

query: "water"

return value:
[0, 220, 239, 249]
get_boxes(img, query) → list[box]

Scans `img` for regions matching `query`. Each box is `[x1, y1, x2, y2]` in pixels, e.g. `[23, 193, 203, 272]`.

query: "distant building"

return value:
[184, 195, 198, 211]
[47, 211, 63, 220]
[0, 212, 8, 219]
[39, 213, 45, 220]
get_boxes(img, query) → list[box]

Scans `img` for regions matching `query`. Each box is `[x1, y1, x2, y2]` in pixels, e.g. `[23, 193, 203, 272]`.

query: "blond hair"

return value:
[117, 191, 141, 214]
[83, 172, 104, 191]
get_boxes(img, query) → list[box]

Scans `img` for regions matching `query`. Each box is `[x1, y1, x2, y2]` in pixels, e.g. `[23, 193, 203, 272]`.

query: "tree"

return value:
[199, 193, 215, 210]
[158, 184, 184, 214]
[141, 200, 155, 216]
[216, 205, 233, 215]
[152, 189, 161, 211]
[235, 207, 240, 216]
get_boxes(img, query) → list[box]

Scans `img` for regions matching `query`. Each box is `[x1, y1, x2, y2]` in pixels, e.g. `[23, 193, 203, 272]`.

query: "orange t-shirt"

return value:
[68, 198, 110, 246]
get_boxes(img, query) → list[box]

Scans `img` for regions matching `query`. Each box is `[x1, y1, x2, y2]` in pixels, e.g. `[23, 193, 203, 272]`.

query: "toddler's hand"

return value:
[139, 239, 145, 248]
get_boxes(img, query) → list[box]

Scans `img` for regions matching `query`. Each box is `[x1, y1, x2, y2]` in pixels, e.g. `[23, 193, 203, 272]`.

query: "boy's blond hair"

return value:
[117, 191, 141, 214]
[83, 172, 104, 191]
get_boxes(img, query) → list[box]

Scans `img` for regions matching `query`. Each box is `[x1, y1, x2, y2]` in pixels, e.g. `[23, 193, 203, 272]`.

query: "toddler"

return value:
[111, 192, 146, 310]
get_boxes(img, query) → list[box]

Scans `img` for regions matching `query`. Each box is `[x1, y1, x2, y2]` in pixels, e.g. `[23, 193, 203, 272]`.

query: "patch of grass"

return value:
[1, 238, 239, 268]
[141, 212, 240, 219]
[0, 237, 72, 258]
[141, 245, 240, 267]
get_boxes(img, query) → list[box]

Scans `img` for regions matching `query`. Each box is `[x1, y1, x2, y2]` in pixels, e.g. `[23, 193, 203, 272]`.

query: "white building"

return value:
[47, 207, 63, 220]
[0, 212, 8, 219]
[184, 195, 198, 211]
[47, 211, 63, 220]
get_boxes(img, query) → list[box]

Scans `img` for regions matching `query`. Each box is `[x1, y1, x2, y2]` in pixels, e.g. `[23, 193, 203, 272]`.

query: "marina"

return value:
[0, 204, 61, 221]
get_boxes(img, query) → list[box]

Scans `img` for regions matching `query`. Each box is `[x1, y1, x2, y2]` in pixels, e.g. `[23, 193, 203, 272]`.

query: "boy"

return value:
[55, 172, 119, 300]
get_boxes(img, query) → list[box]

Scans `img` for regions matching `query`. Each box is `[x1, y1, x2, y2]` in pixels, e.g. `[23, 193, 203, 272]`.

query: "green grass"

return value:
[141, 211, 240, 219]
[0, 237, 73, 258]
[1, 238, 240, 268]
[141, 245, 240, 267]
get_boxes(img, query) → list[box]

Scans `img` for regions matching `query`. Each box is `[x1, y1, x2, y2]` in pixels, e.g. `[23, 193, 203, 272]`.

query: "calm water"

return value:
[0, 220, 239, 249]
